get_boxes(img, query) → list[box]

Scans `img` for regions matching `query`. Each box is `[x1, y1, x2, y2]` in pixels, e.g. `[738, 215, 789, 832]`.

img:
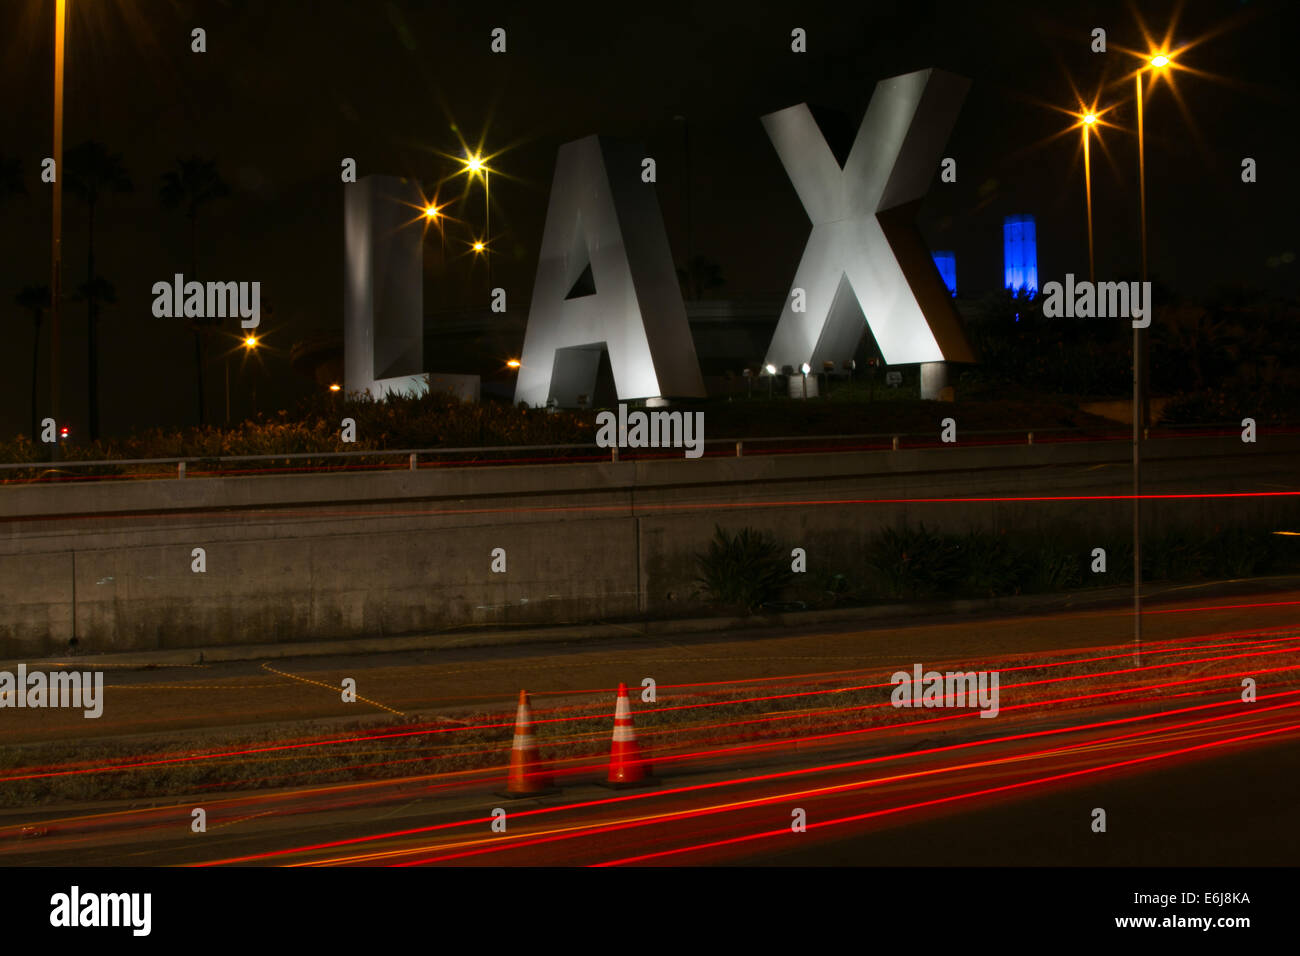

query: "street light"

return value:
[417, 194, 448, 261]
[1129, 50, 1172, 664]
[226, 334, 260, 423]
[461, 151, 492, 286]
[1081, 111, 1098, 284]
[506, 358, 521, 369]
[1058, 94, 1115, 287]
[49, 0, 67, 434]
[1137, 53, 1172, 287]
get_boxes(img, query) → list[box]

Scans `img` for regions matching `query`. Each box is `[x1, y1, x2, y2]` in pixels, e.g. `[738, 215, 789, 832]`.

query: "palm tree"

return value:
[72, 276, 117, 435]
[16, 285, 50, 443]
[65, 142, 133, 441]
[161, 156, 230, 427]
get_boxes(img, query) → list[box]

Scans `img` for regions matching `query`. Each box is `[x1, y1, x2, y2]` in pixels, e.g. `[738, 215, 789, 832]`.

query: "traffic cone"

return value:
[605, 682, 652, 787]
[503, 690, 557, 798]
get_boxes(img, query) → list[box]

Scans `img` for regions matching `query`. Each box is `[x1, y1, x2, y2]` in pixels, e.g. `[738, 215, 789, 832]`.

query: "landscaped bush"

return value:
[867, 524, 963, 598]
[695, 525, 795, 612]
[1160, 385, 1300, 426]
[1206, 526, 1279, 577]
[957, 291, 1131, 398]
[0, 389, 596, 481]
[1144, 528, 1211, 581]
[859, 520, 1298, 604]
[1018, 530, 1089, 593]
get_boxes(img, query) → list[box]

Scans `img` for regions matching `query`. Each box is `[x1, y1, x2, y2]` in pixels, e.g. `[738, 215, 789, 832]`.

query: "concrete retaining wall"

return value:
[2, 435, 1296, 656]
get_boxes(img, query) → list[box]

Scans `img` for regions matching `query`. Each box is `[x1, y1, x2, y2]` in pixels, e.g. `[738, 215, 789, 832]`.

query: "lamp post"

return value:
[463, 152, 491, 288]
[1082, 112, 1097, 284]
[225, 334, 260, 423]
[424, 202, 444, 262]
[1131, 52, 1171, 665]
[49, 0, 67, 438]
[229, 334, 259, 420]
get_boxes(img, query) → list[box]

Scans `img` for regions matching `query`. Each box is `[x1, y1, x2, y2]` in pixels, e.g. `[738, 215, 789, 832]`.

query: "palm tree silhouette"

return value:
[72, 276, 118, 436]
[65, 142, 133, 441]
[16, 285, 50, 444]
[161, 156, 230, 426]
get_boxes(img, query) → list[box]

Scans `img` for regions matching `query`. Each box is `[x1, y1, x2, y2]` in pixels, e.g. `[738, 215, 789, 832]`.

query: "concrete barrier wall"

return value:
[2, 435, 1296, 656]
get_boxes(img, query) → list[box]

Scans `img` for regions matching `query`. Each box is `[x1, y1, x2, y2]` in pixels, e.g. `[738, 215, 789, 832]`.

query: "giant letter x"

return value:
[762, 68, 975, 371]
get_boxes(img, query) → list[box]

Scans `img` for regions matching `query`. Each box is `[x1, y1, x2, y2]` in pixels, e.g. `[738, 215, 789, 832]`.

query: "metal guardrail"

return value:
[0, 421, 1282, 482]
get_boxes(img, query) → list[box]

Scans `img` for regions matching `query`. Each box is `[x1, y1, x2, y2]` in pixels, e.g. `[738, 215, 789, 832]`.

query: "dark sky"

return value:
[1, 0, 1296, 439]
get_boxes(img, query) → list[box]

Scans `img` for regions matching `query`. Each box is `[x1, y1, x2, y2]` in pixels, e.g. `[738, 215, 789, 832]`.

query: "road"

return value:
[2, 581, 1298, 866]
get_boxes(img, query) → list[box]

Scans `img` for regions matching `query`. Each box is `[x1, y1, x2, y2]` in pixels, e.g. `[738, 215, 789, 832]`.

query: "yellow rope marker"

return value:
[260, 662, 405, 717]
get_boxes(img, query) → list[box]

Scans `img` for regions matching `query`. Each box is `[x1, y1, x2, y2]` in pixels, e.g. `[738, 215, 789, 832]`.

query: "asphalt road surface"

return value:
[2, 580, 1297, 866]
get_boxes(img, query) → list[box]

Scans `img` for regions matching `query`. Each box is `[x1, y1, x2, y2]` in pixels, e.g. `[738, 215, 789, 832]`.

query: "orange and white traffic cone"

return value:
[504, 690, 556, 797]
[606, 682, 652, 787]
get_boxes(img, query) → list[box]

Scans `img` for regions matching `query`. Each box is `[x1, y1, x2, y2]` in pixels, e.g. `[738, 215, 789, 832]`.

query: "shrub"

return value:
[0, 389, 597, 482]
[867, 524, 963, 599]
[695, 526, 794, 612]
[1018, 530, 1088, 592]
[1143, 529, 1211, 581]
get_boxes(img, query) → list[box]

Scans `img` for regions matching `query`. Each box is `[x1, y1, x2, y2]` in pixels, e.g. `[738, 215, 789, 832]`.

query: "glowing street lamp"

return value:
[416, 195, 449, 260]
[50, 0, 68, 430]
[225, 334, 261, 423]
[329, 383, 341, 392]
[1136, 53, 1172, 286]
[506, 358, 521, 369]
[461, 151, 493, 285]
[1125, 40, 1180, 664]
[1131, 50, 1174, 660]
[1110, 4, 1229, 661]
[1079, 110, 1100, 284]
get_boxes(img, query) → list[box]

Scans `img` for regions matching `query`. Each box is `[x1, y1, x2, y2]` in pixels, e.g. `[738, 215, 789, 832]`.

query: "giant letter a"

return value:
[514, 135, 705, 408]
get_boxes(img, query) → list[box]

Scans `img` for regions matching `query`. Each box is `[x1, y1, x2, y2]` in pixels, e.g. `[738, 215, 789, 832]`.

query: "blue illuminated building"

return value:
[931, 251, 957, 296]
[1003, 214, 1038, 295]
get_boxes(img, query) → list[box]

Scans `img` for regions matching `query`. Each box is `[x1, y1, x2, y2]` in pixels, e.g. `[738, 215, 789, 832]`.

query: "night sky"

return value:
[1, 0, 1295, 439]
